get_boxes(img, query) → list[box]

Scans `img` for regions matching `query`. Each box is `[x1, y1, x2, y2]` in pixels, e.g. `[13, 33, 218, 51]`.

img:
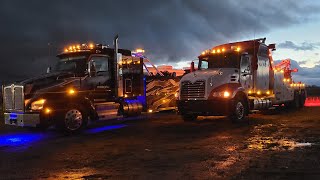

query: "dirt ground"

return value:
[0, 107, 319, 180]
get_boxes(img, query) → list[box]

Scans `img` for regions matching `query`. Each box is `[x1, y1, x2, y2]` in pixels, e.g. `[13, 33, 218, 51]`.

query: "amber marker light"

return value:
[45, 108, 51, 114]
[223, 91, 230, 98]
[266, 91, 270, 95]
[257, 91, 261, 95]
[136, 48, 145, 53]
[68, 88, 76, 95]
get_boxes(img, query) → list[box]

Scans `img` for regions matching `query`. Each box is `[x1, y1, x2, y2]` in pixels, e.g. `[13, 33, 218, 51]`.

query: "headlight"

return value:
[31, 99, 46, 110]
[212, 91, 231, 98]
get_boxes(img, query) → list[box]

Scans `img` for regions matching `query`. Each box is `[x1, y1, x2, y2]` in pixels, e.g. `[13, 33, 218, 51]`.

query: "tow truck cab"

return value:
[178, 38, 306, 122]
[2, 36, 179, 132]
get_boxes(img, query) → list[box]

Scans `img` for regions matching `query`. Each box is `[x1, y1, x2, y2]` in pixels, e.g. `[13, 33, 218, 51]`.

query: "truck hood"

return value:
[181, 68, 238, 83]
[14, 72, 84, 98]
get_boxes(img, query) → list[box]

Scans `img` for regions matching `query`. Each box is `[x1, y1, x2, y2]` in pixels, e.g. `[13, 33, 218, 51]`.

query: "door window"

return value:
[240, 56, 251, 74]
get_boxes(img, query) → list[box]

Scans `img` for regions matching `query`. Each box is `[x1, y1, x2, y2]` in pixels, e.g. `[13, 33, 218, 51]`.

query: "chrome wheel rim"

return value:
[65, 109, 83, 131]
[236, 102, 244, 120]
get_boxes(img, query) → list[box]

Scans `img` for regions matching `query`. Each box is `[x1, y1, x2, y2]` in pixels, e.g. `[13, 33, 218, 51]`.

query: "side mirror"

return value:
[268, 44, 276, 51]
[46, 66, 52, 73]
[190, 61, 195, 72]
[88, 60, 96, 77]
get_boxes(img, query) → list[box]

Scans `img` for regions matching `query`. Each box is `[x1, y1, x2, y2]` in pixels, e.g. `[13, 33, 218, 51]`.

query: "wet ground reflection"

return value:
[247, 124, 314, 151]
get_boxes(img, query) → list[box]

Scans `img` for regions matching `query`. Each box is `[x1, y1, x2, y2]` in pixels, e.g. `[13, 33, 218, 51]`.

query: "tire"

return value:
[56, 104, 88, 134]
[229, 96, 248, 122]
[291, 92, 301, 109]
[181, 114, 197, 122]
[299, 91, 306, 108]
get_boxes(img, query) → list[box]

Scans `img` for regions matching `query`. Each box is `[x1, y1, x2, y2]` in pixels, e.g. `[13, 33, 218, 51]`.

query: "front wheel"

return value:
[229, 97, 248, 122]
[56, 105, 88, 133]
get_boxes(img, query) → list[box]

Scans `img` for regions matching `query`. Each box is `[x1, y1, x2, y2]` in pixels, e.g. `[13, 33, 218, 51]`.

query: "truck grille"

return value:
[180, 80, 205, 100]
[3, 85, 24, 111]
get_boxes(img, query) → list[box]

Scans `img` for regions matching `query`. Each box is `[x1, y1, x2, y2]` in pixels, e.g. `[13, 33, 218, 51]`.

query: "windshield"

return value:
[199, 53, 240, 69]
[54, 56, 87, 74]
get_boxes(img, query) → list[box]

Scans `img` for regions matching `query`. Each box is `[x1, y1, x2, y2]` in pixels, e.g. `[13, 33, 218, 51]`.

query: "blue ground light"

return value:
[0, 132, 46, 147]
[0, 124, 127, 151]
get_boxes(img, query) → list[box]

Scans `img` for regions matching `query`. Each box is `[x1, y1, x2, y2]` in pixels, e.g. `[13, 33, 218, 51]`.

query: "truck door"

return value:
[85, 55, 113, 102]
[240, 54, 253, 90]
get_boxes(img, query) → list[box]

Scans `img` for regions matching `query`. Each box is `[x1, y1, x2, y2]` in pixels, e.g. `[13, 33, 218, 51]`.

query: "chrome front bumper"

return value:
[4, 112, 40, 127]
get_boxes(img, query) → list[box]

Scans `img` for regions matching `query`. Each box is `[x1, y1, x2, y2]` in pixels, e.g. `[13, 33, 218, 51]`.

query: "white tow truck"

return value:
[177, 38, 306, 121]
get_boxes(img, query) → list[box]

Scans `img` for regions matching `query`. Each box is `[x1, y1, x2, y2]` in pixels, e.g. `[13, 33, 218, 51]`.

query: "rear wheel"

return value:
[289, 92, 301, 109]
[299, 91, 306, 108]
[229, 96, 248, 122]
[56, 104, 88, 133]
[181, 114, 198, 122]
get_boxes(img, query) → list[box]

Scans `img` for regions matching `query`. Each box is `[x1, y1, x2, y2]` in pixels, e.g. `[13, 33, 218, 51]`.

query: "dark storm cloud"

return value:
[278, 41, 320, 51]
[0, 0, 320, 82]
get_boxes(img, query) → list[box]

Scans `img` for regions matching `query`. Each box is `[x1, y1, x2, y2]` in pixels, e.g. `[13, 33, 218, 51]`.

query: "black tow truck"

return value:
[2, 36, 179, 133]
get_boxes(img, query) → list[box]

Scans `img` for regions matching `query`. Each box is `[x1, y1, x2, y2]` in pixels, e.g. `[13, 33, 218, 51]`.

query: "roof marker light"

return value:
[136, 48, 145, 53]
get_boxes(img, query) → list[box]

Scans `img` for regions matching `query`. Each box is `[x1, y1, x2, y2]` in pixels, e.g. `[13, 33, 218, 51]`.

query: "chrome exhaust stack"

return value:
[114, 34, 123, 97]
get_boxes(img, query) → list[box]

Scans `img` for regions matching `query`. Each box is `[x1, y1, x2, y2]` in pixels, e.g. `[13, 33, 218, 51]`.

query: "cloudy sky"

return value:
[1, 0, 320, 85]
